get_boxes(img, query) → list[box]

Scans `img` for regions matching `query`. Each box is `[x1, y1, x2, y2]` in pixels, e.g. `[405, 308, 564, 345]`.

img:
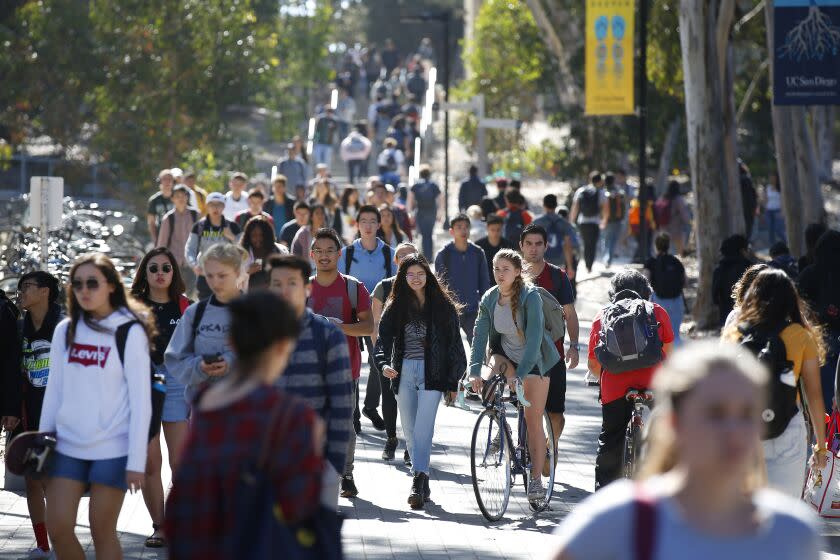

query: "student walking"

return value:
[552, 342, 823, 560]
[263, 176, 297, 240]
[601, 173, 626, 267]
[475, 214, 516, 280]
[723, 268, 827, 498]
[468, 250, 561, 501]
[309, 228, 374, 498]
[165, 291, 326, 560]
[534, 194, 578, 283]
[2, 271, 62, 559]
[240, 216, 287, 290]
[40, 253, 153, 560]
[374, 254, 467, 509]
[408, 165, 442, 258]
[157, 185, 200, 294]
[130, 248, 191, 549]
[185, 192, 242, 300]
[433, 213, 491, 344]
[166, 243, 247, 403]
[570, 172, 606, 273]
[644, 232, 686, 345]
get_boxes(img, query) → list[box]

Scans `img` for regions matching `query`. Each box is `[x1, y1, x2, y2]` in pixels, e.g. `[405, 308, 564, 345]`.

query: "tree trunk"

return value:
[812, 105, 836, 183]
[524, 0, 580, 105]
[765, 5, 824, 255]
[654, 116, 682, 196]
[679, 0, 733, 329]
[721, 43, 745, 235]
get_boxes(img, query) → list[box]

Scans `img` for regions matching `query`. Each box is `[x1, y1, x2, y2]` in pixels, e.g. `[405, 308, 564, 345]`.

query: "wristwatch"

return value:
[568, 342, 580, 352]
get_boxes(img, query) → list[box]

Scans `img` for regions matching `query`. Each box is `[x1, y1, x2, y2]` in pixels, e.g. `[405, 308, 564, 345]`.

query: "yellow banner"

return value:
[585, 0, 635, 115]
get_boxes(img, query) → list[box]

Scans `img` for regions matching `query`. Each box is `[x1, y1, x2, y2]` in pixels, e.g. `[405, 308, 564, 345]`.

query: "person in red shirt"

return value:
[587, 269, 674, 490]
[308, 227, 373, 499]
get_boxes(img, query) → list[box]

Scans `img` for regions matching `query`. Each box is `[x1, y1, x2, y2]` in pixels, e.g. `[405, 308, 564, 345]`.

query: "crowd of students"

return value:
[1, 155, 837, 558]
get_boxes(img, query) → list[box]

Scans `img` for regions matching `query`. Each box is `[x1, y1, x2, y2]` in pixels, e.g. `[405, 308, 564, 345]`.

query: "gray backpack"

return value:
[594, 290, 662, 373]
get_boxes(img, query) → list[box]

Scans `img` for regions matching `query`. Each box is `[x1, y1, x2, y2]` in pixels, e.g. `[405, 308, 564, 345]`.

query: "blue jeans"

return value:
[601, 222, 622, 265]
[347, 159, 366, 184]
[397, 359, 442, 475]
[766, 209, 786, 246]
[313, 143, 333, 167]
[416, 212, 437, 258]
[652, 294, 683, 346]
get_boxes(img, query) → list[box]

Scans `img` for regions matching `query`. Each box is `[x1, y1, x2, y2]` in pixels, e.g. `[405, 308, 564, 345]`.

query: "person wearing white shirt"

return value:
[223, 171, 250, 221]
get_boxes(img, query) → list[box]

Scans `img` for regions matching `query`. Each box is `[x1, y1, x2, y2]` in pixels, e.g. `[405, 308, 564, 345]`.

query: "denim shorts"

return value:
[52, 452, 128, 491]
[160, 363, 189, 423]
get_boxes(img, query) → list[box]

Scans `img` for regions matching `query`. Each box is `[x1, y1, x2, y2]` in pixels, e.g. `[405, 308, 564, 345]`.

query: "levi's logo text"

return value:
[68, 343, 111, 367]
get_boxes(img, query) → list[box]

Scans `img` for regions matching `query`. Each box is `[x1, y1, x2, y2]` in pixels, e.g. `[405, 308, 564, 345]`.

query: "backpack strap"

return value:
[345, 275, 359, 320]
[192, 299, 209, 339]
[115, 320, 141, 366]
[344, 244, 355, 275]
[383, 243, 393, 276]
[633, 483, 657, 560]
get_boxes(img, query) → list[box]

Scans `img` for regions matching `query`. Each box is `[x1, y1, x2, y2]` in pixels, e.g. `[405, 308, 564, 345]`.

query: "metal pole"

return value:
[637, 0, 649, 262]
[442, 12, 451, 230]
[40, 177, 49, 270]
[475, 94, 487, 177]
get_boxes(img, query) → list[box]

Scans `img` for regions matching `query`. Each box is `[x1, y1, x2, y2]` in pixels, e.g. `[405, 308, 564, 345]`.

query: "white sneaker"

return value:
[25, 548, 53, 559]
[527, 477, 545, 501]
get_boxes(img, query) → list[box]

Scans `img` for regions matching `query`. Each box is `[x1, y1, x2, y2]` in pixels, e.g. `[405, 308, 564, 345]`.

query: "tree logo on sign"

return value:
[778, 0, 840, 62]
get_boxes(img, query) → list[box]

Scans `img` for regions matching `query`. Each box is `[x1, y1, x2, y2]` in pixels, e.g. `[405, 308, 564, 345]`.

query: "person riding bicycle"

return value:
[588, 269, 674, 490]
[469, 249, 561, 502]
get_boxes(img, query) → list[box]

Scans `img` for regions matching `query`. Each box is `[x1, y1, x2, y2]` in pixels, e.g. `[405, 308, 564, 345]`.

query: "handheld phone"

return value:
[202, 353, 222, 364]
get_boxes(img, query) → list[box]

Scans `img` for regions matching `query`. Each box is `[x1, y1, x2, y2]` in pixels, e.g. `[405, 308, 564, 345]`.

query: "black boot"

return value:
[423, 474, 431, 502]
[404, 449, 412, 467]
[382, 437, 398, 460]
[408, 473, 427, 509]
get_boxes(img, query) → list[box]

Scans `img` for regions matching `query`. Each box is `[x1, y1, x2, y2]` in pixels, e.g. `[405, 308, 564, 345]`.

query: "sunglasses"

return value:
[71, 278, 101, 292]
[148, 264, 173, 274]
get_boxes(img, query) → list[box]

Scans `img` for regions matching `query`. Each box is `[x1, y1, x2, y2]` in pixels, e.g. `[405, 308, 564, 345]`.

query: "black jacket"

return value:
[262, 196, 296, 222]
[712, 255, 752, 326]
[0, 292, 20, 418]
[373, 302, 466, 395]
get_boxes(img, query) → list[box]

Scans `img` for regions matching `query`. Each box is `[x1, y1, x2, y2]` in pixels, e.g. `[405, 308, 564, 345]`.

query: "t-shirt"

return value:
[21, 305, 63, 390]
[553, 479, 822, 560]
[534, 213, 580, 260]
[403, 320, 427, 360]
[411, 181, 441, 213]
[495, 301, 525, 364]
[475, 236, 517, 279]
[644, 254, 686, 299]
[589, 304, 675, 404]
[223, 191, 249, 221]
[573, 185, 606, 224]
[779, 323, 819, 382]
[147, 192, 174, 227]
[309, 274, 371, 380]
[338, 238, 394, 293]
[372, 276, 395, 304]
[148, 300, 186, 366]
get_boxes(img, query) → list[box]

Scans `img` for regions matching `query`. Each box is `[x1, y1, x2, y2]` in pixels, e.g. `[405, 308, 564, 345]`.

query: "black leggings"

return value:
[578, 223, 600, 271]
[595, 397, 633, 490]
[362, 337, 398, 438]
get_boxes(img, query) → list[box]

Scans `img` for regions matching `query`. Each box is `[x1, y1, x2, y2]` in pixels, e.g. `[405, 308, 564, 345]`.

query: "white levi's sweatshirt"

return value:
[39, 308, 151, 473]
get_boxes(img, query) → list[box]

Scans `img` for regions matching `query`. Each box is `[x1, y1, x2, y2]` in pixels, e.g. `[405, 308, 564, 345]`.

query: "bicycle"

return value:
[469, 367, 555, 521]
[622, 389, 654, 479]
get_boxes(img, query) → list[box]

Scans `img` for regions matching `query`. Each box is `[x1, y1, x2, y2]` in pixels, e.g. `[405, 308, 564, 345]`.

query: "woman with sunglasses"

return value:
[39, 253, 155, 560]
[130, 247, 191, 549]
[373, 254, 466, 509]
[166, 243, 248, 405]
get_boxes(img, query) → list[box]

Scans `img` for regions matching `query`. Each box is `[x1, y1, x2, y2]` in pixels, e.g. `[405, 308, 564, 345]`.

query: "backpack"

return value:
[385, 149, 399, 172]
[344, 243, 393, 279]
[534, 286, 566, 344]
[737, 322, 798, 440]
[652, 255, 684, 299]
[653, 198, 672, 228]
[579, 187, 600, 218]
[346, 135, 367, 155]
[115, 321, 165, 442]
[161, 209, 199, 248]
[607, 191, 625, 223]
[503, 210, 525, 245]
[594, 290, 663, 374]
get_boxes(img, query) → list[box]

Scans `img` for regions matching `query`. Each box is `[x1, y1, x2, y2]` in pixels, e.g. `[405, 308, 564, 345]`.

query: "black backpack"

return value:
[607, 191, 625, 223]
[115, 321, 165, 442]
[652, 255, 685, 299]
[503, 210, 525, 245]
[385, 150, 399, 172]
[594, 290, 663, 374]
[737, 322, 798, 440]
[579, 187, 600, 218]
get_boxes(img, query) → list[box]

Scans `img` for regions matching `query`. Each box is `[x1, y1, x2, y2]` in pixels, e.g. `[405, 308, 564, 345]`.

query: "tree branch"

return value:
[736, 57, 769, 124]
[716, 0, 736, 84]
[524, 0, 580, 104]
[734, 0, 765, 33]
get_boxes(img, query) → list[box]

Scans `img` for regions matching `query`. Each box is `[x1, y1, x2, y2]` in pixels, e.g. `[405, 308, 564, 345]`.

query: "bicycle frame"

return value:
[623, 389, 654, 479]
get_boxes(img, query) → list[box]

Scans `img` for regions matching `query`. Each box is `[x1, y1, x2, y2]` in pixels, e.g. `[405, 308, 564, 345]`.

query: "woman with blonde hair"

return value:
[468, 249, 560, 502]
[722, 268, 826, 498]
[552, 342, 822, 560]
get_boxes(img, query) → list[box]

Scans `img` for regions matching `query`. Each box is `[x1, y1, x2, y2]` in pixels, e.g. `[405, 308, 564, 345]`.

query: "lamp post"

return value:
[400, 9, 454, 229]
[637, 0, 650, 262]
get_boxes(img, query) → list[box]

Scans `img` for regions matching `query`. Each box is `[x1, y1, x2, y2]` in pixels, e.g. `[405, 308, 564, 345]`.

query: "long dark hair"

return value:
[341, 187, 360, 213]
[66, 253, 156, 347]
[240, 216, 277, 258]
[384, 254, 462, 328]
[724, 268, 826, 362]
[131, 247, 186, 302]
[377, 204, 405, 245]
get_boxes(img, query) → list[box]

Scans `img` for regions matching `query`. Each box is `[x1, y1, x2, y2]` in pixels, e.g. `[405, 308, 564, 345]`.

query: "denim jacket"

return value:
[468, 284, 560, 379]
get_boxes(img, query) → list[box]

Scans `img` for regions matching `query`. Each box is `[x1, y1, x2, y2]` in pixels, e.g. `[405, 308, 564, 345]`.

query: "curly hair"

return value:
[730, 263, 769, 310]
[240, 216, 277, 259]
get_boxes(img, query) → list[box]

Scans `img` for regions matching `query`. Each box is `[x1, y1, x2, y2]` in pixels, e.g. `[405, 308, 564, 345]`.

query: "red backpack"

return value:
[653, 198, 671, 228]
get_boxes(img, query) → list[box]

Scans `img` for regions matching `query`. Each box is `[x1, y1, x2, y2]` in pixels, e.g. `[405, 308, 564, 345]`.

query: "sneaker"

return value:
[340, 475, 358, 498]
[527, 477, 545, 501]
[403, 449, 412, 467]
[362, 407, 386, 431]
[353, 418, 362, 435]
[26, 548, 53, 559]
[408, 473, 427, 509]
[382, 437, 398, 460]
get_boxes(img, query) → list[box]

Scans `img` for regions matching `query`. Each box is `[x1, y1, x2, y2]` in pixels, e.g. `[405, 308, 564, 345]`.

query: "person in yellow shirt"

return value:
[183, 170, 208, 215]
[723, 268, 826, 498]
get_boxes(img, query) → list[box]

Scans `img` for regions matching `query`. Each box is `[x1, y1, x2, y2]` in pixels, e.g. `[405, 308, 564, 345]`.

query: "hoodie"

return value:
[39, 309, 151, 473]
[798, 229, 840, 330]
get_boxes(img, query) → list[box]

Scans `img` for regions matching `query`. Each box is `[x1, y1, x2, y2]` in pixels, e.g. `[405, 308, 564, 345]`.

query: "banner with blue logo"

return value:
[773, 0, 840, 105]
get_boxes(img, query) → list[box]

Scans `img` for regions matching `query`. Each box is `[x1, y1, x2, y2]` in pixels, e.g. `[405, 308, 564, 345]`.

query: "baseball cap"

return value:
[173, 184, 190, 196]
[170, 167, 184, 179]
[231, 171, 248, 181]
[384, 184, 396, 193]
[158, 169, 172, 179]
[206, 192, 226, 205]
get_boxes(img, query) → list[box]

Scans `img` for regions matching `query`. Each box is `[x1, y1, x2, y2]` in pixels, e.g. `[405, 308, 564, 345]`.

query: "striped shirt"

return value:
[275, 310, 352, 473]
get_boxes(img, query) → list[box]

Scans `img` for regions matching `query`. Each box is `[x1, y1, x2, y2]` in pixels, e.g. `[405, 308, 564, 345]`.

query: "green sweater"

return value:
[469, 284, 561, 379]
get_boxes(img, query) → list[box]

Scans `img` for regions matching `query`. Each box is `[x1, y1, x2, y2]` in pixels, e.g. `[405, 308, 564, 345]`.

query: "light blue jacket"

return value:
[469, 284, 560, 379]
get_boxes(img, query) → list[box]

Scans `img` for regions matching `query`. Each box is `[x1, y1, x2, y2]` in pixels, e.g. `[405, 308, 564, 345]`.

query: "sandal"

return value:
[144, 524, 166, 548]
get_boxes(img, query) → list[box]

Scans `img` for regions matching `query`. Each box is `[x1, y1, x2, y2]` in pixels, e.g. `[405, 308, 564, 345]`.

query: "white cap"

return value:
[206, 192, 226, 205]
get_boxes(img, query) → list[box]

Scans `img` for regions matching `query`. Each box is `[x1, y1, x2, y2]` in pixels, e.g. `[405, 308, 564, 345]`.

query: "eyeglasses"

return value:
[148, 264, 173, 274]
[406, 272, 427, 280]
[17, 283, 40, 294]
[71, 278, 101, 292]
[312, 249, 338, 257]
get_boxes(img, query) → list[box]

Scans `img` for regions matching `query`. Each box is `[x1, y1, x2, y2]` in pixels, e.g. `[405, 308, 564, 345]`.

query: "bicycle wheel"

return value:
[471, 409, 511, 522]
[529, 411, 556, 512]
[622, 420, 641, 479]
